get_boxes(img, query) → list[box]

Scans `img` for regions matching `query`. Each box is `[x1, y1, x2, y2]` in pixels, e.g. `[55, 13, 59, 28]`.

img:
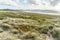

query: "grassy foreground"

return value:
[0, 10, 60, 40]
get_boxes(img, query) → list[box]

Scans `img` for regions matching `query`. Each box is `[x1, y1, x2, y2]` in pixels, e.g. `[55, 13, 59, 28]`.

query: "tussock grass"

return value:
[0, 10, 60, 40]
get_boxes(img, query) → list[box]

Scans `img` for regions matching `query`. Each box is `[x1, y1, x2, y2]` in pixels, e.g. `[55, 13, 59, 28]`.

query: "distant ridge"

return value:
[0, 9, 59, 13]
[0, 9, 19, 11]
[21, 9, 59, 13]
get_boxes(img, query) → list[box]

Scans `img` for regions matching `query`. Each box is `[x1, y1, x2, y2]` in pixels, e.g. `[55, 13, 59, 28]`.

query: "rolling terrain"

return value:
[0, 10, 60, 40]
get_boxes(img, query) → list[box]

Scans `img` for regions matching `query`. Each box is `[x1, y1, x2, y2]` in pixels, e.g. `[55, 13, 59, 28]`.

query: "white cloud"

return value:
[53, 3, 60, 12]
[0, 0, 21, 9]
[0, 0, 60, 12]
[23, 0, 60, 12]
[23, 0, 53, 10]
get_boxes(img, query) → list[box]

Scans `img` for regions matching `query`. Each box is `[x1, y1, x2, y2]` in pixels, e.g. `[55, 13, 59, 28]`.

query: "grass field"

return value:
[0, 10, 60, 40]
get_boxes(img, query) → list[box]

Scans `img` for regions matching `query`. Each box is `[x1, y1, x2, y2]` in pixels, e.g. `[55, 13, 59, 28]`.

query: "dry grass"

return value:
[0, 10, 60, 40]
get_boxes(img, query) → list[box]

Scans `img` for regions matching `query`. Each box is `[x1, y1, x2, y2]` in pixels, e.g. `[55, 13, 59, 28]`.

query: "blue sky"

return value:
[0, 0, 60, 12]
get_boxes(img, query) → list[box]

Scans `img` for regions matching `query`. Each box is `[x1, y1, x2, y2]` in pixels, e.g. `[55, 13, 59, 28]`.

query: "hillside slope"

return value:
[0, 11, 60, 40]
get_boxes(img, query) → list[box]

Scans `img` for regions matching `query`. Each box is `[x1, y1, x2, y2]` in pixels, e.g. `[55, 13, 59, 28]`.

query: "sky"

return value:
[0, 0, 60, 12]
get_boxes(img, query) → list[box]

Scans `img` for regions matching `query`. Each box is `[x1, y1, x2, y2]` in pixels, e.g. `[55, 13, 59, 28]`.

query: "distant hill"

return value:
[22, 9, 59, 13]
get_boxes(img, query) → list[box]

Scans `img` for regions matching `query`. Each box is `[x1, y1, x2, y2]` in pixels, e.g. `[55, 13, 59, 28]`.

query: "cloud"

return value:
[25, 0, 37, 5]
[23, 0, 53, 10]
[25, 0, 60, 6]
[22, 0, 60, 12]
[53, 3, 60, 12]
[0, 0, 60, 12]
[0, 0, 21, 9]
[50, 0, 60, 6]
